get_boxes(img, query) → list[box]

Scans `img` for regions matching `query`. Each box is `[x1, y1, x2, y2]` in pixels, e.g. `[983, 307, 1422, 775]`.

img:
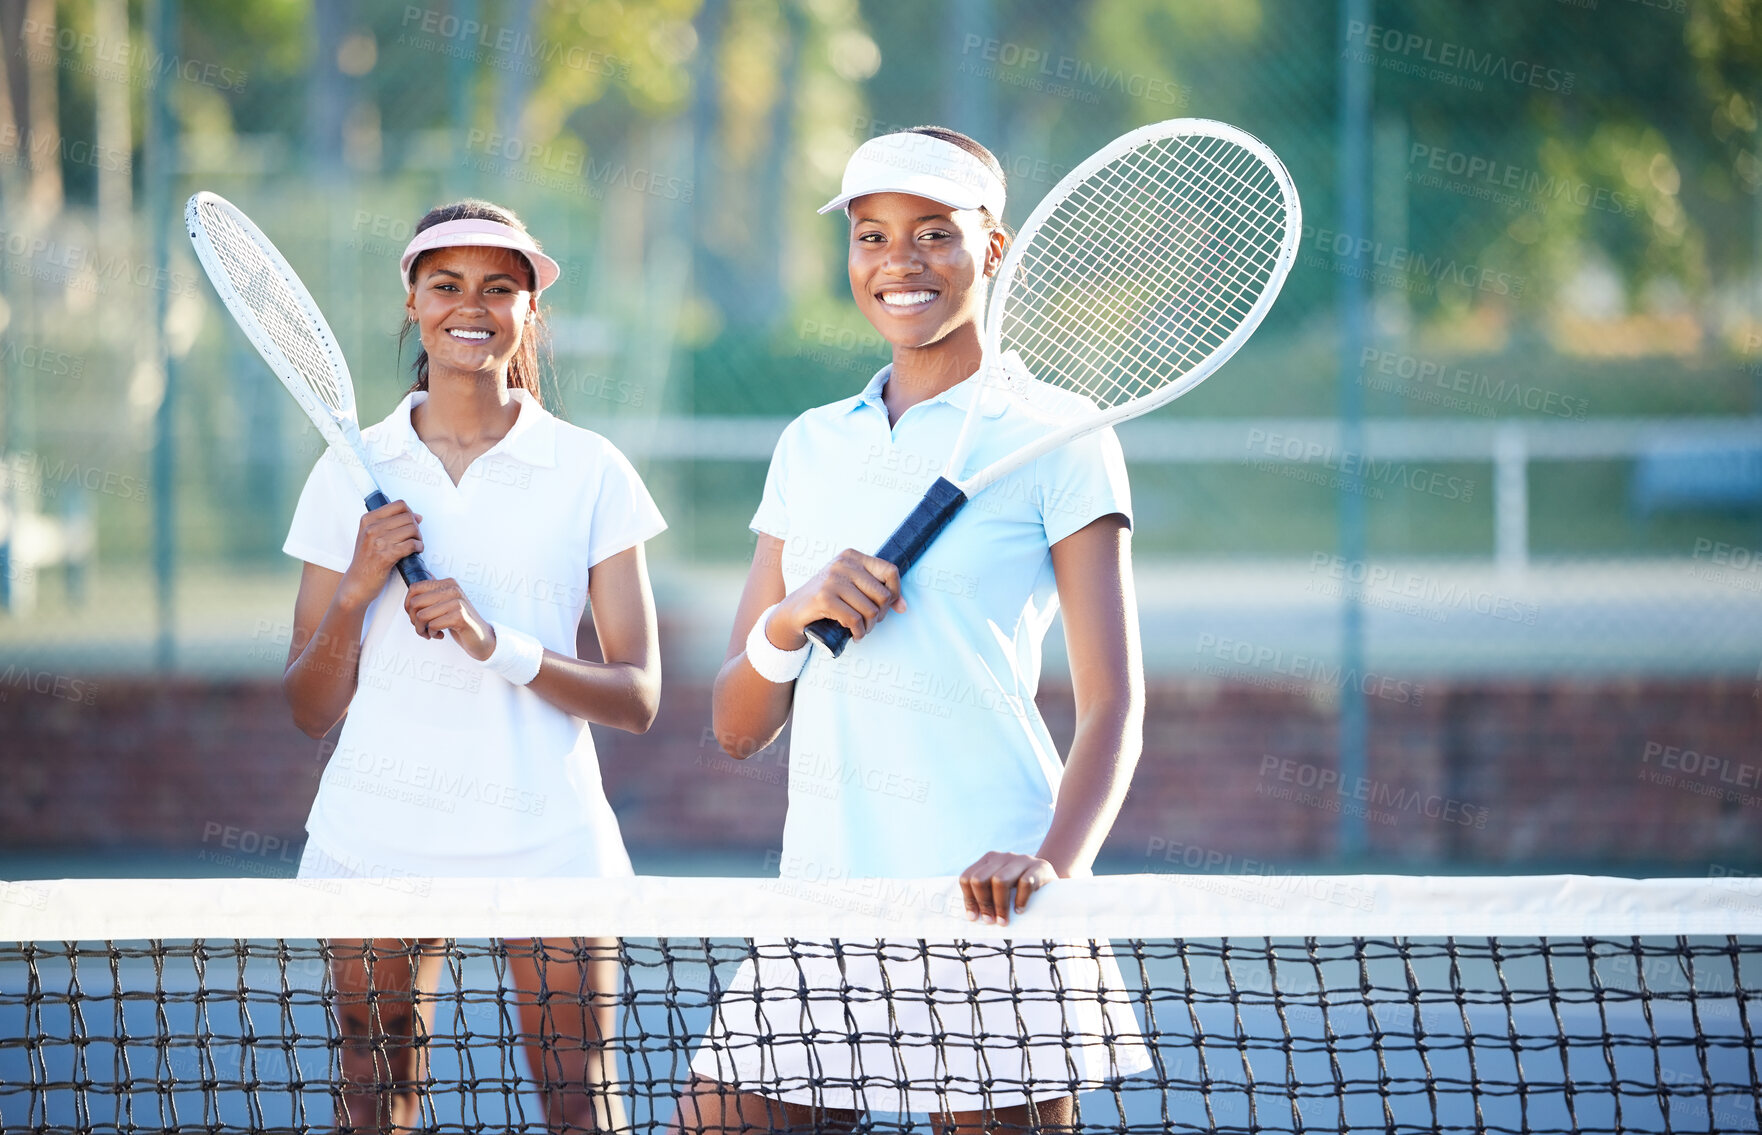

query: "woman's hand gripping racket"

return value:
[805, 118, 1301, 656]
[185, 190, 431, 586]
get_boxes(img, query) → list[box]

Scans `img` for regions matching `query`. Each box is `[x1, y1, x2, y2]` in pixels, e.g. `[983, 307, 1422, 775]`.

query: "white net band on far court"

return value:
[997, 128, 1294, 413]
[1, 874, 1758, 1133]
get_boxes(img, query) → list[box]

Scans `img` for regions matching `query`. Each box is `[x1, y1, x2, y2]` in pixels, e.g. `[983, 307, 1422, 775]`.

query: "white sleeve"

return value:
[282, 449, 360, 574]
[748, 423, 793, 540]
[1035, 425, 1134, 546]
[586, 442, 668, 567]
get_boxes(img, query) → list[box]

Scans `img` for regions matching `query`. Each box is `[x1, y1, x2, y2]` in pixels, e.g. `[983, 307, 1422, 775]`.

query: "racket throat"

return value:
[873, 476, 968, 578]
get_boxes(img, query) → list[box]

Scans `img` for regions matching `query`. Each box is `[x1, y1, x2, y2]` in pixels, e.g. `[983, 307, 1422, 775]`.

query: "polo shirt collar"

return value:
[375, 387, 558, 468]
[844, 362, 1009, 419]
[844, 366, 891, 413]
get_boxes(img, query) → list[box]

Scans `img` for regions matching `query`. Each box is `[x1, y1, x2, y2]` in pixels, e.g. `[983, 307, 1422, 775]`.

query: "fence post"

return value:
[1495, 423, 1529, 576]
[147, 0, 180, 670]
[1336, 0, 1374, 862]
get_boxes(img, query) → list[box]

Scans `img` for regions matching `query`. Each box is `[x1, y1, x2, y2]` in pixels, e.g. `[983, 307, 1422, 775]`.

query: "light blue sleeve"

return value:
[749, 421, 795, 540]
[1035, 425, 1133, 546]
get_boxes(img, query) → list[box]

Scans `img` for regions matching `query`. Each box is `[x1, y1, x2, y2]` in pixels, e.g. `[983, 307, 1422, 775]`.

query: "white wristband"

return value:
[481, 622, 545, 686]
[744, 602, 811, 684]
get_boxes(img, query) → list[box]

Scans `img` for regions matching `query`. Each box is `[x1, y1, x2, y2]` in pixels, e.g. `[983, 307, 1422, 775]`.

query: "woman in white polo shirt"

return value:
[674, 129, 1150, 1132]
[281, 199, 664, 1132]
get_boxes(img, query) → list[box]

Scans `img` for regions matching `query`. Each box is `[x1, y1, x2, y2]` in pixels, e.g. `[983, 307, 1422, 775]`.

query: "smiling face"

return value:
[404, 245, 536, 382]
[847, 192, 1004, 355]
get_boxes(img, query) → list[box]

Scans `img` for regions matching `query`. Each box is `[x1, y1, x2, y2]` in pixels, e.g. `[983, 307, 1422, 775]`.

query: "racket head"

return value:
[984, 118, 1300, 423]
[186, 192, 369, 461]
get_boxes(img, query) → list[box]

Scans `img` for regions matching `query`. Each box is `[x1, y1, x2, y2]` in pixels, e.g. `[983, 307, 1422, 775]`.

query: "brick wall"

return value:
[3, 673, 1758, 869]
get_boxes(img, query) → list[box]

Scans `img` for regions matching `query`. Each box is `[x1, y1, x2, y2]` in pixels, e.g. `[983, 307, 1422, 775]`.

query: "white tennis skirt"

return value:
[295, 835, 627, 881]
[688, 937, 1152, 1114]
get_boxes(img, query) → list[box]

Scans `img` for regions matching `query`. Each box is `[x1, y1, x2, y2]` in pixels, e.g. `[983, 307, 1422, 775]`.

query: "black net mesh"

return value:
[4, 933, 1759, 1133]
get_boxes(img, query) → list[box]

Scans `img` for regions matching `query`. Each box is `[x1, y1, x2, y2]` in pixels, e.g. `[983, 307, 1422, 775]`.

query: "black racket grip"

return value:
[803, 477, 969, 658]
[364, 490, 434, 586]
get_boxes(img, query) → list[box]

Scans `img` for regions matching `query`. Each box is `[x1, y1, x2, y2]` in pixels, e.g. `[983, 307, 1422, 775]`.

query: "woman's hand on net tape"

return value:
[959, 851, 1060, 927]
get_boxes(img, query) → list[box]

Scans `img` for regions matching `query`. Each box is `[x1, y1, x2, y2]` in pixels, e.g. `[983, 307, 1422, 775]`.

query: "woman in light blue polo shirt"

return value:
[282, 200, 664, 1131]
[677, 128, 1150, 1131]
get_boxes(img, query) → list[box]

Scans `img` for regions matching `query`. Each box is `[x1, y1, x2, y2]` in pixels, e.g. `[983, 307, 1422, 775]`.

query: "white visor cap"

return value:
[818, 132, 1006, 218]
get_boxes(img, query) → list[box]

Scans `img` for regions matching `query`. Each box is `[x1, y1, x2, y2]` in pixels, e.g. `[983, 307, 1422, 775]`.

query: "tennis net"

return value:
[2, 873, 1759, 1133]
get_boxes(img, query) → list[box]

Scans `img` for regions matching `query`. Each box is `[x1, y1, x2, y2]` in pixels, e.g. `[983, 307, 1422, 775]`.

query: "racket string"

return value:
[194, 199, 352, 415]
[1094, 139, 1284, 338]
[1009, 185, 1265, 392]
[1000, 131, 1293, 412]
[1046, 179, 1272, 353]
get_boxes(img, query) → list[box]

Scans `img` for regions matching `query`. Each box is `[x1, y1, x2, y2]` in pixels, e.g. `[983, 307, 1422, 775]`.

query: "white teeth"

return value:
[448, 329, 491, 340]
[880, 291, 936, 307]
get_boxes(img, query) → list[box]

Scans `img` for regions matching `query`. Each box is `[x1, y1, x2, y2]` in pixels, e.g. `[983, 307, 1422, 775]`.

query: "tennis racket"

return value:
[805, 118, 1300, 656]
[186, 190, 431, 586]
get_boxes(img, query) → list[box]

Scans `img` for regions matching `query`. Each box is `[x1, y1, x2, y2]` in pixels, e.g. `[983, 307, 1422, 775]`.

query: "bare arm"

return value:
[710, 535, 905, 760]
[282, 562, 366, 739]
[524, 544, 661, 733]
[282, 498, 426, 739]
[404, 544, 662, 734]
[1034, 513, 1143, 874]
[960, 513, 1143, 924]
[709, 537, 794, 759]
